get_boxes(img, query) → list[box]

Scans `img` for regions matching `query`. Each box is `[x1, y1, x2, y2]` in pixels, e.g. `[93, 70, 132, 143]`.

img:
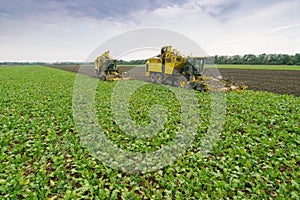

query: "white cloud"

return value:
[268, 24, 300, 34]
[0, 0, 299, 61]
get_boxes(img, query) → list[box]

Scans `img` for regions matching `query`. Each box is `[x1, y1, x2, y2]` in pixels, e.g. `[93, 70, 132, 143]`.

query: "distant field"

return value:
[46, 64, 300, 96]
[118, 64, 300, 70]
[6, 64, 300, 71]
[214, 64, 300, 70]
[118, 64, 144, 67]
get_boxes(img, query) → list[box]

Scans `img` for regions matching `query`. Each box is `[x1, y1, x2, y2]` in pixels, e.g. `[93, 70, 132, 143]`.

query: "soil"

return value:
[218, 69, 300, 97]
[45, 65, 300, 97]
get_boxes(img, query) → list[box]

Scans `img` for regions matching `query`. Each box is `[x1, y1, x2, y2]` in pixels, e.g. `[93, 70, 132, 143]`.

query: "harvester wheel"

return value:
[197, 83, 205, 91]
[155, 73, 162, 84]
[177, 76, 188, 88]
[150, 73, 155, 83]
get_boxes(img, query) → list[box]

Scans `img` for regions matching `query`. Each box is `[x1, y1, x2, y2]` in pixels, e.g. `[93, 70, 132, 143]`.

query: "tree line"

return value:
[118, 53, 300, 65]
[117, 59, 147, 65]
[212, 53, 300, 65]
[1, 53, 299, 66]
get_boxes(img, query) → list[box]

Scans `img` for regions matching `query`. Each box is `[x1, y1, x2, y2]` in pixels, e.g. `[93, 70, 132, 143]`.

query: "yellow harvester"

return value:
[95, 51, 130, 81]
[145, 46, 247, 92]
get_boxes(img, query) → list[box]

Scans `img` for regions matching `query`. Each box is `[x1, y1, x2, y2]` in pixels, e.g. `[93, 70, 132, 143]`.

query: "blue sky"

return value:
[0, 0, 299, 61]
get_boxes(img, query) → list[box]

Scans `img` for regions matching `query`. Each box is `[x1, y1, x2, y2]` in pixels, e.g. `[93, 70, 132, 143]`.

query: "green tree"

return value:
[294, 53, 300, 65]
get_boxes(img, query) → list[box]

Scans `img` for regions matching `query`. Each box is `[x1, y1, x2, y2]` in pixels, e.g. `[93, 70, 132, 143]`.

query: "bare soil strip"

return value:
[45, 65, 300, 96]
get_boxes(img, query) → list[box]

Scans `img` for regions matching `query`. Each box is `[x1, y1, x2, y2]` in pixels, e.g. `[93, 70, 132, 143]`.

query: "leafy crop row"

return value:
[0, 66, 299, 199]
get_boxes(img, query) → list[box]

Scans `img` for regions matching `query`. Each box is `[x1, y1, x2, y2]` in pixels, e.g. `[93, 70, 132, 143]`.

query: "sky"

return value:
[0, 0, 299, 62]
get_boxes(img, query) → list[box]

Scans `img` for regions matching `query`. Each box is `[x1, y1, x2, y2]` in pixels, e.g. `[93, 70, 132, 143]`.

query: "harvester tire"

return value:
[176, 76, 188, 88]
[155, 73, 162, 84]
[197, 83, 205, 91]
[150, 73, 155, 83]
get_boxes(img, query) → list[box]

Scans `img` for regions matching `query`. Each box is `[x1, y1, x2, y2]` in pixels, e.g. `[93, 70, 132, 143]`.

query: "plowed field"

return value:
[46, 65, 300, 96]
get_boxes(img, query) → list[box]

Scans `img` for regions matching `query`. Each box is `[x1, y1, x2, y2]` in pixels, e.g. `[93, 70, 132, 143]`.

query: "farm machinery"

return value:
[94, 51, 130, 81]
[95, 47, 247, 92]
[145, 46, 247, 92]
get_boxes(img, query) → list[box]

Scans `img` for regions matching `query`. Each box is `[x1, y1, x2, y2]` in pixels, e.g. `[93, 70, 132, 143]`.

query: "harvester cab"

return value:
[185, 57, 205, 75]
[95, 51, 130, 81]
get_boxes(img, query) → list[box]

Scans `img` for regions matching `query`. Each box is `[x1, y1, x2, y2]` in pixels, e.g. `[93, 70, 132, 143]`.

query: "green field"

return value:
[214, 64, 300, 70]
[0, 66, 299, 199]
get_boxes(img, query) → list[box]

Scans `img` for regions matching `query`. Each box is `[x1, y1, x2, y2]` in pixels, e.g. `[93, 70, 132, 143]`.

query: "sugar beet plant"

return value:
[0, 66, 299, 199]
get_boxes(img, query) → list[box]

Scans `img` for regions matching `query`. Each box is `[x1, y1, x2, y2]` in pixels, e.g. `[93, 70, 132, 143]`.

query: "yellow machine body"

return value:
[145, 46, 247, 92]
[95, 51, 130, 81]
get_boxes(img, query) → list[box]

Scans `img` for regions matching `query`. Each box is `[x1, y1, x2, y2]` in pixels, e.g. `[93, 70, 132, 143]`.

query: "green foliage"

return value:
[213, 53, 300, 65]
[117, 59, 147, 65]
[0, 66, 299, 199]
